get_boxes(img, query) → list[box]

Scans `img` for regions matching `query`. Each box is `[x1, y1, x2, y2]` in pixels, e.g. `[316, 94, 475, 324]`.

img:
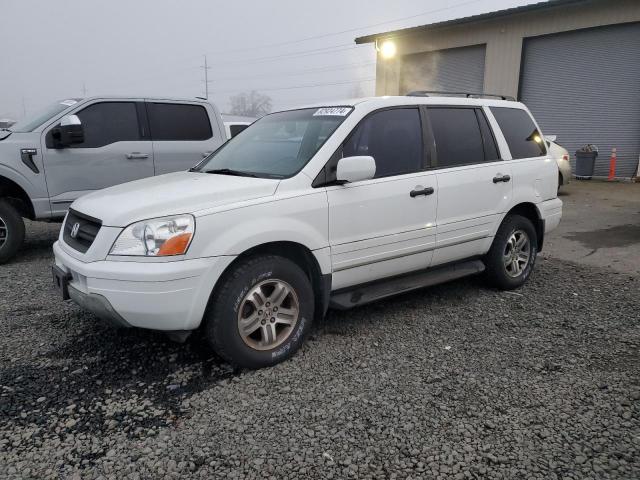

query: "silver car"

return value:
[546, 135, 571, 191]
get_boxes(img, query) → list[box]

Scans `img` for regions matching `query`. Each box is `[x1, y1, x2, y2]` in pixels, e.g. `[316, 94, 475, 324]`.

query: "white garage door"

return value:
[400, 44, 486, 95]
[520, 23, 640, 178]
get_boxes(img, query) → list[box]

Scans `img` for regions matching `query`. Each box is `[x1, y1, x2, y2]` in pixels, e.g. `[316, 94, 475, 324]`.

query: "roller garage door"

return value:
[520, 23, 640, 178]
[400, 44, 486, 94]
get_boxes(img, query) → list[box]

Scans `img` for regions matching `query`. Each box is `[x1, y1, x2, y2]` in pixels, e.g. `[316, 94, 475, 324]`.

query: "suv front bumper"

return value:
[53, 241, 235, 331]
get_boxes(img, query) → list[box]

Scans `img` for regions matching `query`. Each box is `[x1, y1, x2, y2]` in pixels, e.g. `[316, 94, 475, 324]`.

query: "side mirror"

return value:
[336, 156, 376, 183]
[51, 115, 84, 148]
[545, 135, 557, 143]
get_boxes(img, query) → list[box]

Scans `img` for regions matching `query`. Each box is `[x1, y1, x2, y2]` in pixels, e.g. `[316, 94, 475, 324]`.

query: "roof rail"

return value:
[406, 90, 516, 101]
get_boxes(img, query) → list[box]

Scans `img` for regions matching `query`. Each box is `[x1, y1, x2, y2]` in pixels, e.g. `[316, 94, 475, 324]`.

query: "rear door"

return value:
[42, 100, 153, 215]
[489, 106, 554, 202]
[428, 106, 512, 266]
[326, 107, 438, 290]
[147, 101, 223, 174]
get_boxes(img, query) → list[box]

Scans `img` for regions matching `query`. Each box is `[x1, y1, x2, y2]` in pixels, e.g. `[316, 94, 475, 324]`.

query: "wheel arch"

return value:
[0, 175, 35, 219]
[505, 202, 545, 251]
[207, 241, 331, 323]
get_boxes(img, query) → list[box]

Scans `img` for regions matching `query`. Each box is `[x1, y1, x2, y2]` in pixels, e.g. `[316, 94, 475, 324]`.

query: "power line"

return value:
[213, 77, 376, 95]
[210, 43, 369, 67]
[211, 61, 376, 83]
[202, 0, 485, 57]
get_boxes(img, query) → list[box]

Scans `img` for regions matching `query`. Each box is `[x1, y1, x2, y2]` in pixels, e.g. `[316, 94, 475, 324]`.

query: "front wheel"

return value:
[0, 200, 25, 265]
[204, 255, 314, 369]
[484, 214, 537, 290]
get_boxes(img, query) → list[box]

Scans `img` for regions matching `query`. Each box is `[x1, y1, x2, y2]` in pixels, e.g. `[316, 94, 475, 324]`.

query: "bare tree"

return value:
[228, 90, 272, 118]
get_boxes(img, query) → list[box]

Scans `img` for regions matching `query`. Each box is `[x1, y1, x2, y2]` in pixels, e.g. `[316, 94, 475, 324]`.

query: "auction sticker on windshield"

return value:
[313, 107, 351, 117]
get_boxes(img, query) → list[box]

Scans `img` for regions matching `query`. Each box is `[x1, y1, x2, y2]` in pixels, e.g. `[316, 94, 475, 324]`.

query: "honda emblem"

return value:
[70, 222, 80, 239]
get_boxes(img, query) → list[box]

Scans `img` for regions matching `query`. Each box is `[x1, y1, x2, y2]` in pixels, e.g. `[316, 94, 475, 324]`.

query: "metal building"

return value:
[356, 0, 640, 179]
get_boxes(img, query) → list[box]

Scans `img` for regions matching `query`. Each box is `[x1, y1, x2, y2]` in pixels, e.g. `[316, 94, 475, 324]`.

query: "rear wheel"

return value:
[204, 255, 314, 369]
[0, 200, 25, 264]
[484, 214, 537, 290]
[558, 172, 563, 193]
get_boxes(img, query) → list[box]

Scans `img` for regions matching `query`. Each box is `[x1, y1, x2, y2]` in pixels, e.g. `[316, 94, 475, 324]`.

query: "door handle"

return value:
[202, 151, 213, 158]
[410, 186, 434, 197]
[126, 152, 149, 160]
[493, 174, 511, 183]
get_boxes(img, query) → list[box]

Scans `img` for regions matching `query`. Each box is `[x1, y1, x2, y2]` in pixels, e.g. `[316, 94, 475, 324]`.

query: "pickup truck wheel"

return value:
[204, 255, 314, 369]
[484, 214, 537, 290]
[0, 200, 25, 264]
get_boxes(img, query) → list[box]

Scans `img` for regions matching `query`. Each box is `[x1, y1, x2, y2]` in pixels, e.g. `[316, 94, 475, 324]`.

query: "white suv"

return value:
[52, 95, 562, 368]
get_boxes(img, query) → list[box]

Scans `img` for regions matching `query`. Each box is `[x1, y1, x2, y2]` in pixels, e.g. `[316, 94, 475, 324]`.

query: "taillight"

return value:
[562, 154, 569, 161]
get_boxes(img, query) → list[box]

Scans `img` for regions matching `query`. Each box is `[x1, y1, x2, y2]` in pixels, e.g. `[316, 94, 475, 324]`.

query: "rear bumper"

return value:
[558, 161, 572, 185]
[53, 241, 235, 331]
[539, 198, 563, 234]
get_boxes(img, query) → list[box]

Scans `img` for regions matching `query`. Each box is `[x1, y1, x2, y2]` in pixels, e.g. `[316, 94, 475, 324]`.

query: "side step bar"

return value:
[329, 259, 485, 310]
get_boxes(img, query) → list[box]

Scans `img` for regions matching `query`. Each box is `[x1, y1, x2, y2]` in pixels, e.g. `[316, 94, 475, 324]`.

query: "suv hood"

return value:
[71, 171, 280, 227]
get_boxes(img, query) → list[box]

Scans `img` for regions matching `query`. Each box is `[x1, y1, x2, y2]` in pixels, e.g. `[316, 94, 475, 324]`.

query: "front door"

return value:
[427, 106, 512, 266]
[326, 107, 437, 290]
[42, 100, 153, 216]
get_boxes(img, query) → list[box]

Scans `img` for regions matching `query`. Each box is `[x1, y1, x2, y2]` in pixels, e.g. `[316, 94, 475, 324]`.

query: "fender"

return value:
[189, 191, 330, 267]
[0, 164, 51, 219]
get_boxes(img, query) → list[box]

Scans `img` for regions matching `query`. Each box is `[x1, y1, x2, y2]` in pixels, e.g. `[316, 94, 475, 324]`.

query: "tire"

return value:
[484, 214, 537, 290]
[558, 172, 563, 193]
[204, 254, 314, 369]
[0, 199, 25, 265]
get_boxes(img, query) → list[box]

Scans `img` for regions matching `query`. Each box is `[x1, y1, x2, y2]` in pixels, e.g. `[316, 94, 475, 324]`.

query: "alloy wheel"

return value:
[0, 216, 7, 249]
[237, 279, 300, 351]
[503, 229, 531, 278]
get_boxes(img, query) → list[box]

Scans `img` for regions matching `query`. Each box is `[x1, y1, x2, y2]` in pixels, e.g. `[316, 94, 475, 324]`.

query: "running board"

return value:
[329, 259, 485, 310]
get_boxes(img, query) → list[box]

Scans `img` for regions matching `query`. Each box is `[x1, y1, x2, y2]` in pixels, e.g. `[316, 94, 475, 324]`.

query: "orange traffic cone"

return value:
[608, 148, 617, 181]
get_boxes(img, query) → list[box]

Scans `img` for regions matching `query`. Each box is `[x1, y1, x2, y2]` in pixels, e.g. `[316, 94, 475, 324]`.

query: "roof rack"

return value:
[406, 90, 515, 101]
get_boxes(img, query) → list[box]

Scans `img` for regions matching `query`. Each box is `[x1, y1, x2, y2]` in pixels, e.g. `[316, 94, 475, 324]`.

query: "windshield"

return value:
[196, 107, 352, 178]
[10, 99, 81, 132]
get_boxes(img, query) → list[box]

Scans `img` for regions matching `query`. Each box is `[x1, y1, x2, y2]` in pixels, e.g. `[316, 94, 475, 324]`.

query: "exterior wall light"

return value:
[376, 39, 397, 59]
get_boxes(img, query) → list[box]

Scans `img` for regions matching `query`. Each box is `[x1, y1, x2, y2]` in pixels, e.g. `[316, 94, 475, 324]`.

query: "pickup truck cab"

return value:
[0, 96, 225, 263]
[52, 95, 562, 369]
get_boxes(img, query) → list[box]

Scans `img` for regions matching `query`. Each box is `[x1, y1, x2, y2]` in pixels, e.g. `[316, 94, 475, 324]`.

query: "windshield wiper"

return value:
[203, 168, 258, 178]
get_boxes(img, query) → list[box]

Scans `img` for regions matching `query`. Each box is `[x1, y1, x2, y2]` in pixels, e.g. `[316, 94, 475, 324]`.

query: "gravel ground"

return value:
[0, 222, 639, 479]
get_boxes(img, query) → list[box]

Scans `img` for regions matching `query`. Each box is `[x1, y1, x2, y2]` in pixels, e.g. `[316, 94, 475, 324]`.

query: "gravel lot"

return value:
[1, 221, 639, 479]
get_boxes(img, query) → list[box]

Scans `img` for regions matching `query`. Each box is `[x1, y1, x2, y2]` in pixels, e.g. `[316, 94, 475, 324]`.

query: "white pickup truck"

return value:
[0, 96, 226, 263]
[53, 94, 562, 369]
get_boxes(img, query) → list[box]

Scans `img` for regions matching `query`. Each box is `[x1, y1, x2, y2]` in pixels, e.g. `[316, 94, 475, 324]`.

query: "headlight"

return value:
[110, 215, 195, 257]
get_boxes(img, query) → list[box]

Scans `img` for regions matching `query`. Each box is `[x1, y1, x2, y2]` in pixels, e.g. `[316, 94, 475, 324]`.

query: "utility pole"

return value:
[201, 55, 213, 99]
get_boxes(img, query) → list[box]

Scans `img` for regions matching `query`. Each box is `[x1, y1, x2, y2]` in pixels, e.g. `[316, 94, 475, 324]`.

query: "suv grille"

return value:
[63, 209, 102, 253]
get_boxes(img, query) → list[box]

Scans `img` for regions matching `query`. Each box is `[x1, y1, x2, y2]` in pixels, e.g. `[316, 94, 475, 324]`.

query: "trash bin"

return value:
[575, 147, 598, 179]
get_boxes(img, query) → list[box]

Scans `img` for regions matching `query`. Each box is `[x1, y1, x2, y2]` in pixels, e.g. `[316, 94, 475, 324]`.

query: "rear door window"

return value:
[428, 107, 485, 167]
[148, 103, 213, 141]
[490, 107, 546, 159]
[343, 108, 424, 178]
[476, 109, 500, 161]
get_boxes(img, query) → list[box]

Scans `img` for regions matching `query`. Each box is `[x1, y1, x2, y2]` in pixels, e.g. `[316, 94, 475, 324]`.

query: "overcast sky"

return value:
[1, 0, 535, 119]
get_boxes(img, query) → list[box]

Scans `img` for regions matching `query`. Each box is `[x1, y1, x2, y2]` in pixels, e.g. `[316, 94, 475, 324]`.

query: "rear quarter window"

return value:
[148, 103, 213, 141]
[490, 107, 546, 159]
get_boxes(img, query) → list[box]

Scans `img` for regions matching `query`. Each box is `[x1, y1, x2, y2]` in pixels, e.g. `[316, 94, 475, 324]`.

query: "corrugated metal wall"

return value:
[399, 45, 486, 94]
[520, 23, 640, 177]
